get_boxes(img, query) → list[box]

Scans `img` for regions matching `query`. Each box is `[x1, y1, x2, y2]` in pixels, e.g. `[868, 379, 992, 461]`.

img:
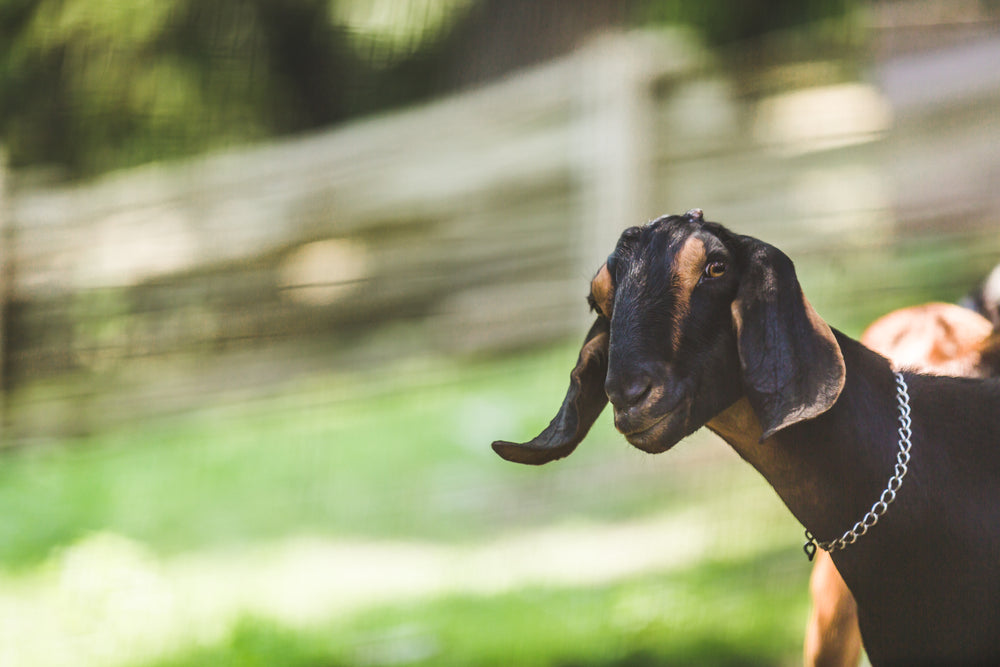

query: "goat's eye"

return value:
[704, 261, 726, 279]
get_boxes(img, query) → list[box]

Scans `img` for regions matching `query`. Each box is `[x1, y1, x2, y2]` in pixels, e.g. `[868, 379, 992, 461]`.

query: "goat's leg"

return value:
[804, 550, 862, 667]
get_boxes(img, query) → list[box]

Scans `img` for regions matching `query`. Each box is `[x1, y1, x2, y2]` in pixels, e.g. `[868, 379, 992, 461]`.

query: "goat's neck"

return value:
[706, 330, 901, 545]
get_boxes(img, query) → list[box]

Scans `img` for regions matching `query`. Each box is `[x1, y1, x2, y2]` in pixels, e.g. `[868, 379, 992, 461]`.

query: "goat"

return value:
[805, 302, 996, 667]
[492, 211, 1000, 666]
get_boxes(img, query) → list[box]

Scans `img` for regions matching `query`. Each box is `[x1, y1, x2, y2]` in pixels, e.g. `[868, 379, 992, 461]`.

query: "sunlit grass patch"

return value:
[138, 551, 810, 667]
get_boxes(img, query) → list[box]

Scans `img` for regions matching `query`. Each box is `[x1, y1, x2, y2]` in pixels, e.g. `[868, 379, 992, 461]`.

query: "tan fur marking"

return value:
[670, 236, 707, 352]
[590, 264, 614, 318]
[706, 397, 765, 451]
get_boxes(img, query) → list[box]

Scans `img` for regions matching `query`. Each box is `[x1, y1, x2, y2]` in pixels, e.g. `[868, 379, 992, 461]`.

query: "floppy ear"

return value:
[732, 237, 846, 441]
[492, 316, 610, 464]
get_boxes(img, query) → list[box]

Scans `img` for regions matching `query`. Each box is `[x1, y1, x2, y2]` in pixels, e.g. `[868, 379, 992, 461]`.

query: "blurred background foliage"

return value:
[2, 0, 858, 179]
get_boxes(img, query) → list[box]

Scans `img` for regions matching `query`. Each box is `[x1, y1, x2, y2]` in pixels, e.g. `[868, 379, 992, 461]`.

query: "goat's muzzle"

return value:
[606, 373, 691, 454]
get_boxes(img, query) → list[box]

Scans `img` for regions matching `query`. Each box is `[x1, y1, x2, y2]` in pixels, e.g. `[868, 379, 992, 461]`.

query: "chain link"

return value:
[804, 371, 912, 559]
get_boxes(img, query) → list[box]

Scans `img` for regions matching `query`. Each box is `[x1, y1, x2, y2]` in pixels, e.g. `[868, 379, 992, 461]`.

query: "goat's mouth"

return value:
[618, 404, 689, 454]
[610, 380, 692, 453]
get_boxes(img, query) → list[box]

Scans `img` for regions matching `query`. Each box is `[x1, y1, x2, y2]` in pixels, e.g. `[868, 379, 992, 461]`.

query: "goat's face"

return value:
[597, 215, 744, 453]
[493, 211, 846, 464]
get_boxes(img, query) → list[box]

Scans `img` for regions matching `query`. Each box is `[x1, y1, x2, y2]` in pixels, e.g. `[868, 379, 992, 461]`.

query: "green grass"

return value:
[0, 341, 755, 568]
[336, 552, 810, 667]
[140, 552, 810, 667]
[0, 341, 813, 666]
[0, 344, 585, 566]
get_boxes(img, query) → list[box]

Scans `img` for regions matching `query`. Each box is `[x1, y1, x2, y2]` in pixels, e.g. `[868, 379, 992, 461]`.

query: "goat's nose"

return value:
[606, 374, 652, 410]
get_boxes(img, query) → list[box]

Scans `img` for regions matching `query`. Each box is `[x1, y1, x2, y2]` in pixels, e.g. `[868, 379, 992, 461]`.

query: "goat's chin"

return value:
[621, 409, 689, 454]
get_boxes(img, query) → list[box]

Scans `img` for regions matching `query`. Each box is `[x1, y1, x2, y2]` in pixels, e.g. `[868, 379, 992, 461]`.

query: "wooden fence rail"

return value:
[3, 28, 1000, 439]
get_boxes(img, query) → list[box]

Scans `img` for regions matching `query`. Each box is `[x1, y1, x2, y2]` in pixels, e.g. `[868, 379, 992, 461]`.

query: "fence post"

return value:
[574, 35, 653, 288]
[572, 31, 698, 329]
[0, 149, 7, 443]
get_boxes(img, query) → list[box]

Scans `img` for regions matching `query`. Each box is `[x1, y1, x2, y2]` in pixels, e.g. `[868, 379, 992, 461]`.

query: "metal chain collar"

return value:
[803, 371, 913, 561]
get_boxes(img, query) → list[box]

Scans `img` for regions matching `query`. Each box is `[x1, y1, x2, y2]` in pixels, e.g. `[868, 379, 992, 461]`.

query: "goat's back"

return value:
[861, 302, 992, 377]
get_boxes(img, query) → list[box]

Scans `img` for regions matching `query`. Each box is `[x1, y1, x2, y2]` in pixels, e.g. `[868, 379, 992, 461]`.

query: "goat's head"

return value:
[492, 211, 846, 464]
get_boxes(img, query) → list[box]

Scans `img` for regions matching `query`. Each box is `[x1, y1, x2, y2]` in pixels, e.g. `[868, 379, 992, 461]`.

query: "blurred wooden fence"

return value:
[0, 150, 8, 439]
[3, 28, 1000, 439]
[5, 31, 693, 372]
